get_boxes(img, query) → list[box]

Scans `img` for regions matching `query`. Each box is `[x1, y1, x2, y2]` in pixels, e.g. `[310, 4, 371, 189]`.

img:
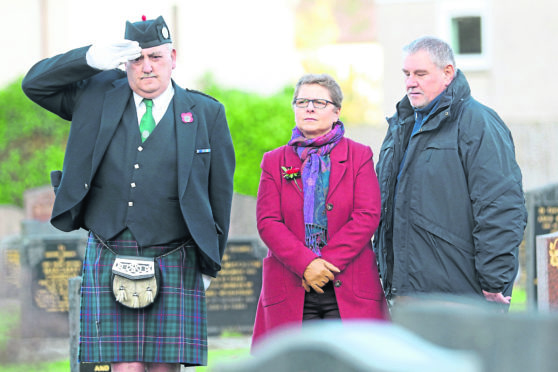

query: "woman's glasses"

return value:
[293, 98, 336, 109]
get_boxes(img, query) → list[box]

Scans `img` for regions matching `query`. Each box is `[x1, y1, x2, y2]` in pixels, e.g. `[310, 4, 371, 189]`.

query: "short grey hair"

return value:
[403, 36, 456, 69]
[292, 73, 343, 108]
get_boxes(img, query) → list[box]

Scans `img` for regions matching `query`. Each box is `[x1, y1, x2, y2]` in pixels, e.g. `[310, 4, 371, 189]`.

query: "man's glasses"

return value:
[293, 98, 336, 109]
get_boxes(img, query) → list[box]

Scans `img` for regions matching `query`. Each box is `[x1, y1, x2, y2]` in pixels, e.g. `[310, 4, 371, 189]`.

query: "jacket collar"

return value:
[389, 69, 471, 132]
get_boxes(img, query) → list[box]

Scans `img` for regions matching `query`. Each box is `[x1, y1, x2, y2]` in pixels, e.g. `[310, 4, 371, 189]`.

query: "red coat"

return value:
[252, 137, 389, 348]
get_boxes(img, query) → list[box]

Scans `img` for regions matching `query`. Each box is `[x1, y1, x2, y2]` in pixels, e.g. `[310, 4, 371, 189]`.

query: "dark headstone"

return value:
[206, 238, 263, 335]
[19, 220, 87, 337]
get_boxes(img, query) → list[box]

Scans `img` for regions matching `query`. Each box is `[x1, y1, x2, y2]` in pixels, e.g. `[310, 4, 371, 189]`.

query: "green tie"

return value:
[139, 99, 155, 142]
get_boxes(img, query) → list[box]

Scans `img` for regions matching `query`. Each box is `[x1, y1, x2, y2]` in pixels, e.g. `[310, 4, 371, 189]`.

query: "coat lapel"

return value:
[92, 78, 131, 173]
[173, 82, 197, 199]
[327, 137, 348, 199]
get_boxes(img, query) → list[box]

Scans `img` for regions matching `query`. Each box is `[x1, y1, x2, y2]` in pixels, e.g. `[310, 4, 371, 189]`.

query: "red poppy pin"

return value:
[281, 166, 301, 191]
[181, 112, 194, 123]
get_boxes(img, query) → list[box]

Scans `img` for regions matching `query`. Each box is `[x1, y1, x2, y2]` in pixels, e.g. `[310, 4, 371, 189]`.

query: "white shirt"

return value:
[133, 83, 175, 126]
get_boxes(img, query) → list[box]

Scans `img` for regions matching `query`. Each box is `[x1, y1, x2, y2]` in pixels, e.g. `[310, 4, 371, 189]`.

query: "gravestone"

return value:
[0, 205, 24, 239]
[19, 185, 87, 338]
[0, 205, 24, 298]
[524, 185, 558, 309]
[206, 238, 263, 335]
[0, 235, 22, 298]
[536, 231, 558, 311]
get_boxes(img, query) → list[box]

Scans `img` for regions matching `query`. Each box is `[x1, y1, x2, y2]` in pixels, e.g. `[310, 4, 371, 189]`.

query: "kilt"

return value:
[79, 230, 207, 366]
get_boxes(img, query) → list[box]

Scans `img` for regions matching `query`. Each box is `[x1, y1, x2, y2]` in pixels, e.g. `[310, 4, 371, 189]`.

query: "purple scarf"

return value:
[288, 121, 345, 255]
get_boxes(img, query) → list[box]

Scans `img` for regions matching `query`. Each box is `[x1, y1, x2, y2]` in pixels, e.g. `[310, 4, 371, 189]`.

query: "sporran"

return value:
[111, 255, 160, 309]
[93, 232, 192, 309]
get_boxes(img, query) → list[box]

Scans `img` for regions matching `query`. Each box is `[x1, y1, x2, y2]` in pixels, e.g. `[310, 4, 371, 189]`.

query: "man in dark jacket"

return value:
[373, 36, 527, 310]
[22, 16, 235, 371]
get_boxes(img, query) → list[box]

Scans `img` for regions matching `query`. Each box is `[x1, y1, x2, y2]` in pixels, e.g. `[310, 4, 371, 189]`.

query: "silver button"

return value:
[138, 146, 143, 151]
[131, 183, 136, 188]
[84, 183, 89, 189]
[134, 164, 140, 169]
[128, 202, 133, 207]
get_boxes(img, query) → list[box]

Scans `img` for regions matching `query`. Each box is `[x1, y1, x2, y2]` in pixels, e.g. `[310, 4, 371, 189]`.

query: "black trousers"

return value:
[303, 282, 341, 321]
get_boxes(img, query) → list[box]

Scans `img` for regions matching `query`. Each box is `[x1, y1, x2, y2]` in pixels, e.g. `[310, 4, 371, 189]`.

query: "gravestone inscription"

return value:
[533, 205, 558, 302]
[206, 238, 263, 335]
[536, 231, 558, 311]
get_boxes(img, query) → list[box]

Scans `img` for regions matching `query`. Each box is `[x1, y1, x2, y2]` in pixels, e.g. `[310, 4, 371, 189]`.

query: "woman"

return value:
[252, 74, 389, 348]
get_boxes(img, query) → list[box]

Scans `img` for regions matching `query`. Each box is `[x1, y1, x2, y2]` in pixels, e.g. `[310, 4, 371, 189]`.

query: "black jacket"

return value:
[373, 70, 527, 298]
[22, 46, 235, 277]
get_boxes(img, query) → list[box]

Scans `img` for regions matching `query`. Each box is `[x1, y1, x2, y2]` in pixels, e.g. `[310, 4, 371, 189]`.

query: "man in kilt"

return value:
[22, 15, 235, 371]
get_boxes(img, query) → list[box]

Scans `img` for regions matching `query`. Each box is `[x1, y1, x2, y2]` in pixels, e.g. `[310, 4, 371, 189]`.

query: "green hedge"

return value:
[0, 77, 295, 206]
[204, 83, 295, 196]
[0, 78, 70, 206]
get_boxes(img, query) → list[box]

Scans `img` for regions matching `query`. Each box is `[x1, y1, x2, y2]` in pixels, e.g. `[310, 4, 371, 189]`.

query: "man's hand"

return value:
[482, 290, 511, 304]
[86, 40, 141, 70]
[303, 258, 340, 294]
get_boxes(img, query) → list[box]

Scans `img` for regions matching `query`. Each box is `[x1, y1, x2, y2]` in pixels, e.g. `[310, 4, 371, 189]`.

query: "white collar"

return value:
[133, 83, 175, 123]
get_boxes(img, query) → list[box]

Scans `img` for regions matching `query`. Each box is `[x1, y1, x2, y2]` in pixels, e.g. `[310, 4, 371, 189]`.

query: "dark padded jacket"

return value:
[373, 70, 527, 299]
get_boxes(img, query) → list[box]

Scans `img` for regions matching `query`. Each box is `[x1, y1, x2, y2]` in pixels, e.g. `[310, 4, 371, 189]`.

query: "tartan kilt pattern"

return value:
[79, 230, 208, 366]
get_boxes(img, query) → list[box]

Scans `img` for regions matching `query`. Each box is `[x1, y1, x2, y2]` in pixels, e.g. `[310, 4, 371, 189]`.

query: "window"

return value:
[451, 16, 482, 55]
[438, 1, 491, 71]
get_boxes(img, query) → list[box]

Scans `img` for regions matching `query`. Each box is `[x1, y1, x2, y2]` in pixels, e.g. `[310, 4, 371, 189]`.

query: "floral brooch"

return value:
[181, 112, 194, 123]
[281, 166, 301, 191]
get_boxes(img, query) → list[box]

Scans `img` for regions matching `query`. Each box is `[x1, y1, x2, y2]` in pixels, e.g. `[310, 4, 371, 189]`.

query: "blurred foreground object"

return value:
[213, 320, 481, 372]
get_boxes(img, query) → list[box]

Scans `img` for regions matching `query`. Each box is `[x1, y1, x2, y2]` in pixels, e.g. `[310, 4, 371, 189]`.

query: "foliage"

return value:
[0, 78, 69, 206]
[203, 81, 295, 196]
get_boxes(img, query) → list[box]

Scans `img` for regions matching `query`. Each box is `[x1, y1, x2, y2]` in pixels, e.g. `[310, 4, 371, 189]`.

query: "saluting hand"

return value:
[86, 40, 142, 70]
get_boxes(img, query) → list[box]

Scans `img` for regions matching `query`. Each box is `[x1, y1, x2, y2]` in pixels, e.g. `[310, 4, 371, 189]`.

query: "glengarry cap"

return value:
[124, 15, 172, 49]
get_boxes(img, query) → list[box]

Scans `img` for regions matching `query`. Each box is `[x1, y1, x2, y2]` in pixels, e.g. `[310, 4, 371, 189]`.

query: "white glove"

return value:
[202, 274, 212, 291]
[86, 40, 141, 70]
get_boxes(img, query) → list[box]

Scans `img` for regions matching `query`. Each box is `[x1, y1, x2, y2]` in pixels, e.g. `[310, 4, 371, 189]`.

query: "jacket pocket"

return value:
[409, 214, 478, 292]
[424, 141, 456, 163]
[261, 256, 287, 307]
[50, 170, 62, 194]
[413, 213, 473, 252]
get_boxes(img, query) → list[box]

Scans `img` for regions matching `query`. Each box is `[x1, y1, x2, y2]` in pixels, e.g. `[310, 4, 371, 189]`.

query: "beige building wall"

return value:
[375, 0, 558, 191]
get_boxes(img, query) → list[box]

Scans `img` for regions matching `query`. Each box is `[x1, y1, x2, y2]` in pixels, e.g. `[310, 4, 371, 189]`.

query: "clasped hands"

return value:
[86, 40, 142, 70]
[302, 258, 340, 293]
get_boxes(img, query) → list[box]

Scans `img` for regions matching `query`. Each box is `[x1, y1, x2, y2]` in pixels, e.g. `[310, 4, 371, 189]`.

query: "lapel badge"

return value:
[181, 112, 194, 123]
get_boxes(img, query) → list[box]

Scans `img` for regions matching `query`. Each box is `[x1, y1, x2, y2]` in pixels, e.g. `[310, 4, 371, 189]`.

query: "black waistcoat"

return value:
[83, 97, 190, 246]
